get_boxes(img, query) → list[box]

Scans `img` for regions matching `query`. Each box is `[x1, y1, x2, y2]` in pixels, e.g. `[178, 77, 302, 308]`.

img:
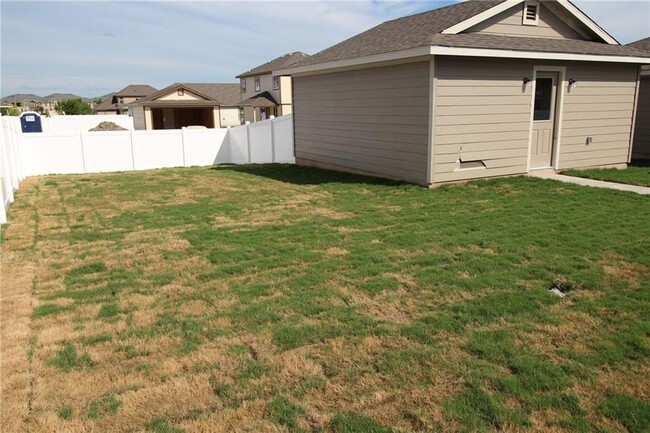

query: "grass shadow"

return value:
[630, 159, 650, 168]
[211, 164, 408, 187]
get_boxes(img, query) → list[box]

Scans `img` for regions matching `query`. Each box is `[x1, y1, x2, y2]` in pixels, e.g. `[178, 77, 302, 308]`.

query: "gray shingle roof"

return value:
[627, 37, 650, 54]
[288, 0, 647, 70]
[93, 97, 118, 112]
[292, 1, 503, 67]
[237, 52, 310, 78]
[135, 83, 241, 107]
[239, 91, 278, 107]
[114, 85, 158, 97]
[1, 94, 44, 103]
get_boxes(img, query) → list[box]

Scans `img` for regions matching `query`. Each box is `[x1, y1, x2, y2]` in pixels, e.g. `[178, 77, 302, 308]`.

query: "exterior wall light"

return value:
[569, 79, 577, 88]
[523, 77, 532, 86]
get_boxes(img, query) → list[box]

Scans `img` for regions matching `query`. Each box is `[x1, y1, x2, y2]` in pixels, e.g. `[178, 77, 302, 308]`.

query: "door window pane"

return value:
[534, 77, 553, 121]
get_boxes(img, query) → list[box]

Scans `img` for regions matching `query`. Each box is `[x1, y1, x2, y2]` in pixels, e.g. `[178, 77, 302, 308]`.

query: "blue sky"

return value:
[1, 0, 649, 98]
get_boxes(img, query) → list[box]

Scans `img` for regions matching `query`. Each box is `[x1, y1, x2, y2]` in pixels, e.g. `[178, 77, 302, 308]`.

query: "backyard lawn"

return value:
[1, 165, 648, 433]
[562, 159, 650, 187]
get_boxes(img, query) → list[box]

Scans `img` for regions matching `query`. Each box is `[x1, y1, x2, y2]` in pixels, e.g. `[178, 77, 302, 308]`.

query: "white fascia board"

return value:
[273, 46, 433, 76]
[556, 0, 619, 45]
[430, 46, 650, 64]
[441, 0, 523, 34]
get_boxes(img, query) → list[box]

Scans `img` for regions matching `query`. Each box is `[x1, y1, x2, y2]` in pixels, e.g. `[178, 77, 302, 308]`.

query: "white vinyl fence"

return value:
[0, 114, 294, 224]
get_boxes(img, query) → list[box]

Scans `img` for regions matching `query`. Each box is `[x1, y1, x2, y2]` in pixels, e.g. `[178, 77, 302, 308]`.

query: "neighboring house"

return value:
[237, 52, 310, 123]
[278, 0, 650, 185]
[94, 84, 158, 115]
[1, 94, 44, 112]
[130, 83, 241, 130]
[627, 37, 650, 159]
[42, 93, 87, 115]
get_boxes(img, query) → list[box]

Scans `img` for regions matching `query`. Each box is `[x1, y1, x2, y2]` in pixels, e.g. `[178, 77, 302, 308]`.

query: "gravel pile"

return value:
[89, 121, 128, 131]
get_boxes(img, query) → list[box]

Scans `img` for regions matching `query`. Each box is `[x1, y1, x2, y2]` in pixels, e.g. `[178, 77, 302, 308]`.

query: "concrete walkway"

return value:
[530, 172, 650, 195]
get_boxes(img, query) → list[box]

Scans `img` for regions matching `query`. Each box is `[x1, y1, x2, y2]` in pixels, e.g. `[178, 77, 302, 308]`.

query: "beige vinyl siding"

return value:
[632, 76, 650, 159]
[465, 3, 585, 40]
[293, 62, 430, 184]
[433, 57, 533, 183]
[558, 63, 638, 169]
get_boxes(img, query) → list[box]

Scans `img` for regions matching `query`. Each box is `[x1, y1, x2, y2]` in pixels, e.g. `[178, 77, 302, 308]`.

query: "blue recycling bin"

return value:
[20, 112, 42, 133]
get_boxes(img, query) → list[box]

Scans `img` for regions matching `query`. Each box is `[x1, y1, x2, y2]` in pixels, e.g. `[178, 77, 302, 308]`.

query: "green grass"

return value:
[562, 159, 650, 187]
[3, 164, 649, 432]
[47, 344, 95, 371]
[87, 393, 121, 419]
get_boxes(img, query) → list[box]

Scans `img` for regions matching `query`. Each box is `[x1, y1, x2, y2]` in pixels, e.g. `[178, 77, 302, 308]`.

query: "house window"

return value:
[254, 77, 261, 92]
[178, 89, 184, 96]
[118, 97, 124, 104]
[240, 78, 246, 93]
[273, 76, 280, 90]
[533, 77, 553, 121]
[522, 1, 539, 26]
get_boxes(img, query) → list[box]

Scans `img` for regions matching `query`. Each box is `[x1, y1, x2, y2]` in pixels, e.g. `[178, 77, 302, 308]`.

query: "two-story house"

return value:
[236, 52, 310, 123]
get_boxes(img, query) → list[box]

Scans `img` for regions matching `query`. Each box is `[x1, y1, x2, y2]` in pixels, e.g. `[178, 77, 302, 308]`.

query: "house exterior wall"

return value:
[293, 61, 431, 184]
[466, 3, 585, 40]
[220, 107, 241, 127]
[132, 106, 146, 130]
[632, 75, 650, 159]
[433, 56, 638, 183]
[557, 62, 638, 169]
[433, 56, 533, 183]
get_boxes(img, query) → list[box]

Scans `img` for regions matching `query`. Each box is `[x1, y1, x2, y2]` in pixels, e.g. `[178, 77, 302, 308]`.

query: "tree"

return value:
[0, 106, 20, 116]
[54, 98, 92, 115]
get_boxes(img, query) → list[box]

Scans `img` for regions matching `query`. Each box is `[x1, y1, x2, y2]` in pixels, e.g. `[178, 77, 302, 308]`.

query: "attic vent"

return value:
[522, 1, 539, 26]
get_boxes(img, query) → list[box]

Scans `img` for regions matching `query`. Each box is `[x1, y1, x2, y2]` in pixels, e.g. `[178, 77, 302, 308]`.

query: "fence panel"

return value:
[21, 132, 85, 176]
[132, 130, 184, 170]
[82, 131, 134, 173]
[225, 125, 250, 163]
[183, 128, 228, 167]
[272, 116, 295, 163]
[248, 121, 273, 163]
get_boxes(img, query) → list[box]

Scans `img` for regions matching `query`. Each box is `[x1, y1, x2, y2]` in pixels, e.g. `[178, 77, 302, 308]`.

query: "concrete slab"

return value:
[529, 172, 650, 195]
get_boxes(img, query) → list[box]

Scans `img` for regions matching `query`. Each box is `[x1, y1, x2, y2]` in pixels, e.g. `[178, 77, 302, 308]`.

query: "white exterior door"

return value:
[530, 72, 558, 168]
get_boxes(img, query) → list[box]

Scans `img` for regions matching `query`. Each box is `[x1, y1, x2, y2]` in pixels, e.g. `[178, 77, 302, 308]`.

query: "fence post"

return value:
[129, 129, 136, 171]
[80, 131, 87, 173]
[181, 127, 187, 167]
[270, 118, 276, 163]
[246, 123, 251, 163]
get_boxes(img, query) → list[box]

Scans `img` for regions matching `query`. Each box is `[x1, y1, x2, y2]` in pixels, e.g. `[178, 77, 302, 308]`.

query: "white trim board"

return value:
[442, 0, 522, 35]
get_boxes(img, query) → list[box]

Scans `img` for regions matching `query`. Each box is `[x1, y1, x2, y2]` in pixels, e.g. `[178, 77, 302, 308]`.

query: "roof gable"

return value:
[463, 2, 589, 41]
[442, 0, 618, 45]
[134, 83, 241, 107]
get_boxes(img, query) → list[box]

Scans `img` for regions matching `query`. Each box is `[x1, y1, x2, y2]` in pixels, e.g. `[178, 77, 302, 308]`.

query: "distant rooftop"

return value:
[237, 52, 310, 78]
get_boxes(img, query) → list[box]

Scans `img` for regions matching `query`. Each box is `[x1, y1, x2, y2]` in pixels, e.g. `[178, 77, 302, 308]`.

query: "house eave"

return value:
[277, 45, 650, 77]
